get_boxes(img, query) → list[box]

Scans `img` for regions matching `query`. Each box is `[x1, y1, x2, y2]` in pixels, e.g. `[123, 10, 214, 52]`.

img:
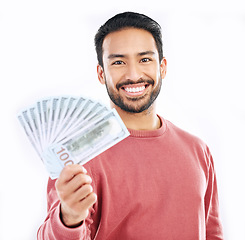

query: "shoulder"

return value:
[164, 119, 213, 165]
[163, 119, 216, 177]
[165, 119, 205, 146]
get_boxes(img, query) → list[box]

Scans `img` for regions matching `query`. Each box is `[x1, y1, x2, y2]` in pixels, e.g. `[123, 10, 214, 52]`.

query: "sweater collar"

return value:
[128, 115, 167, 138]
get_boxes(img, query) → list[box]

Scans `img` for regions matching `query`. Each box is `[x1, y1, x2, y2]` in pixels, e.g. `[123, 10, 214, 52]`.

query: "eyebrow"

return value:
[107, 51, 156, 59]
[108, 54, 125, 59]
[138, 51, 156, 56]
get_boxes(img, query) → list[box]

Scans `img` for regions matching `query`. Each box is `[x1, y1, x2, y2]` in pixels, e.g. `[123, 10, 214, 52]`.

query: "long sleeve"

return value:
[37, 178, 93, 240]
[205, 148, 224, 239]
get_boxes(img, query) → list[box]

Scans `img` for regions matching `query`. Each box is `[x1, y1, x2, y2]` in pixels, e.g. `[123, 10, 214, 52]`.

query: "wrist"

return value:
[59, 205, 84, 228]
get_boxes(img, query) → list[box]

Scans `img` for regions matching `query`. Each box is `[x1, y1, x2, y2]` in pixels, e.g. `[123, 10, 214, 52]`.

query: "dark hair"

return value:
[94, 12, 163, 67]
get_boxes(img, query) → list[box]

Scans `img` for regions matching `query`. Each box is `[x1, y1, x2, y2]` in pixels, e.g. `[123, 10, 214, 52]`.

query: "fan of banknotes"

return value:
[18, 96, 130, 179]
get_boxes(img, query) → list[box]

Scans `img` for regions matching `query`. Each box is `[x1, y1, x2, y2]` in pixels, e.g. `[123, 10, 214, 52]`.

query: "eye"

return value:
[140, 58, 152, 63]
[112, 60, 124, 65]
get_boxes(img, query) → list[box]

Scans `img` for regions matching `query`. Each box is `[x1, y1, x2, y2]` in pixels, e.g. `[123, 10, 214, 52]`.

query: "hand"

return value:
[55, 164, 97, 227]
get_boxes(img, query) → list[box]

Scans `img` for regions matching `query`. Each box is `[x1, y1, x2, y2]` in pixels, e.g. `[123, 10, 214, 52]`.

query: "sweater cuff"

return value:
[52, 203, 87, 239]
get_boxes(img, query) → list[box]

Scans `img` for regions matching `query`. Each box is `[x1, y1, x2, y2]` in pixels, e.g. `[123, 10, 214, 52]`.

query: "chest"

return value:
[90, 137, 208, 239]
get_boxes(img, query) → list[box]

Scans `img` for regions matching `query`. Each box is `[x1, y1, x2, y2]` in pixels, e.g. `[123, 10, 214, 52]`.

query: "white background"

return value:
[0, 0, 245, 239]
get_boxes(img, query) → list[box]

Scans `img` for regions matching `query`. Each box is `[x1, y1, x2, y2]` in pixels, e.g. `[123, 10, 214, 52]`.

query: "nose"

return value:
[124, 62, 143, 82]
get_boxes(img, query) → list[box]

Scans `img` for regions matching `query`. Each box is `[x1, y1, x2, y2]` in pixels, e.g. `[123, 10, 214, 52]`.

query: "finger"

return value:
[79, 192, 97, 210]
[66, 173, 92, 193]
[59, 164, 87, 183]
[72, 184, 94, 202]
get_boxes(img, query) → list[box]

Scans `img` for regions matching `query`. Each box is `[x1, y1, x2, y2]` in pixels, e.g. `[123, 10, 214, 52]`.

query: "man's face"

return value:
[98, 28, 167, 113]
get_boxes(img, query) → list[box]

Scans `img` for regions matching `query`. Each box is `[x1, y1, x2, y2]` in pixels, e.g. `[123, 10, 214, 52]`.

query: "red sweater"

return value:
[37, 117, 223, 239]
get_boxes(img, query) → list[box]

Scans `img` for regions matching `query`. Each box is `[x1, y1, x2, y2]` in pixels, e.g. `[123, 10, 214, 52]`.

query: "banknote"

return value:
[18, 96, 130, 179]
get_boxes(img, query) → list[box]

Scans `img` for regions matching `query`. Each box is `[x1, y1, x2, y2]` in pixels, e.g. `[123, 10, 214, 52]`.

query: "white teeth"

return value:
[124, 86, 145, 93]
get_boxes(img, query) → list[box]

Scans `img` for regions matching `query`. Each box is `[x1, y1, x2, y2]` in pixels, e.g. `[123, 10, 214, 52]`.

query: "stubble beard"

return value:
[104, 76, 162, 114]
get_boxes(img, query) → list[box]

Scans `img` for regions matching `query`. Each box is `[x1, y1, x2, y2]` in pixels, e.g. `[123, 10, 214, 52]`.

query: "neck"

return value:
[111, 103, 161, 131]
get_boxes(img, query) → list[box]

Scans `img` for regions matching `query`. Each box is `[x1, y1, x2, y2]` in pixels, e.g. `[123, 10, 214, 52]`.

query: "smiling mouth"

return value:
[124, 85, 146, 93]
[120, 83, 150, 96]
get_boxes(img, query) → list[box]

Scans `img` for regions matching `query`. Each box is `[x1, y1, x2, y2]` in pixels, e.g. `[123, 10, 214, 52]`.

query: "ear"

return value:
[97, 64, 106, 85]
[160, 58, 167, 79]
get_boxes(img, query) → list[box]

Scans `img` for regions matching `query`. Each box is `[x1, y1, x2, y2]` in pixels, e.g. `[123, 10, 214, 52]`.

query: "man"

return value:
[38, 12, 223, 239]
